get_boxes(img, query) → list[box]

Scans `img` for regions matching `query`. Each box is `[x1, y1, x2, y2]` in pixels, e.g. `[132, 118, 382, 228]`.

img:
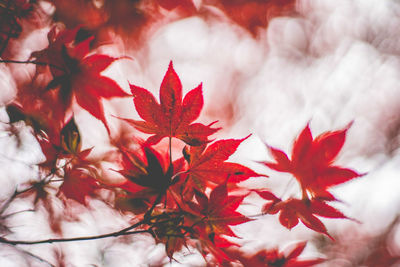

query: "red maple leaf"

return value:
[32, 26, 129, 133]
[52, 120, 101, 205]
[35, 115, 92, 172]
[6, 105, 86, 172]
[224, 241, 324, 267]
[184, 183, 250, 263]
[7, 79, 67, 148]
[35, 116, 93, 174]
[0, 0, 36, 56]
[182, 136, 266, 195]
[20, 180, 64, 234]
[155, 0, 196, 14]
[150, 212, 188, 259]
[262, 123, 362, 199]
[204, 0, 296, 36]
[20, 180, 52, 207]
[57, 166, 101, 204]
[187, 183, 251, 241]
[120, 61, 220, 146]
[31, 26, 80, 78]
[256, 190, 351, 238]
[115, 144, 186, 213]
[47, 0, 106, 30]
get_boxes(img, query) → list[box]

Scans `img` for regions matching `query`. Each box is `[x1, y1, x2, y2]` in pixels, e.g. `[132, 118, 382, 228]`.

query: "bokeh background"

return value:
[1, 0, 400, 266]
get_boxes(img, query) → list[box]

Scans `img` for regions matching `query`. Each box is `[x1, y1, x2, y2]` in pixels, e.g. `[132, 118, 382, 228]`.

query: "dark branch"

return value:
[0, 59, 65, 72]
[0, 229, 150, 245]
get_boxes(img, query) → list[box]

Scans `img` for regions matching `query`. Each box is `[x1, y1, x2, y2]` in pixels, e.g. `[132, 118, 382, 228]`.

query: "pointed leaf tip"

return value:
[287, 241, 307, 259]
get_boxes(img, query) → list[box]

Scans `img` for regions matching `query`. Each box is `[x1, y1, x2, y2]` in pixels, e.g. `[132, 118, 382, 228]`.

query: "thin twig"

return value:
[0, 229, 150, 245]
[144, 192, 164, 220]
[169, 136, 172, 166]
[0, 187, 30, 215]
[18, 247, 56, 267]
[0, 59, 65, 72]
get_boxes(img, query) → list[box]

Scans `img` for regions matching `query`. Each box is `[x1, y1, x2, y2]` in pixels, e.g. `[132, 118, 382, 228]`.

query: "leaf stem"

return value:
[144, 192, 164, 220]
[168, 136, 172, 166]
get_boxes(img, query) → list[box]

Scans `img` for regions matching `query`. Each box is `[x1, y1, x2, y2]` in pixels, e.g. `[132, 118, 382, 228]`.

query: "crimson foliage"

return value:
[0, 1, 364, 266]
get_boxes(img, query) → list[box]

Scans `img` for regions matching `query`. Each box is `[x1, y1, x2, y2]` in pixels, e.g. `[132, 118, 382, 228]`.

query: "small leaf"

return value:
[60, 117, 81, 154]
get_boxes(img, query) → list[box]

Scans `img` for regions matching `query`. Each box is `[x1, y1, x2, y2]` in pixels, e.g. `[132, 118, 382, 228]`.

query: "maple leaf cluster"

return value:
[34, 0, 296, 49]
[0, 0, 33, 54]
[112, 62, 271, 262]
[0, 0, 47, 58]
[0, 2, 364, 264]
[258, 124, 362, 239]
[223, 241, 324, 267]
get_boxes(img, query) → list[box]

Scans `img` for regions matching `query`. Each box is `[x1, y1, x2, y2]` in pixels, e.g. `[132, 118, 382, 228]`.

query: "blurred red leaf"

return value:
[156, 0, 196, 12]
[224, 241, 324, 267]
[57, 167, 100, 204]
[31, 26, 129, 134]
[0, 0, 36, 56]
[204, 0, 296, 36]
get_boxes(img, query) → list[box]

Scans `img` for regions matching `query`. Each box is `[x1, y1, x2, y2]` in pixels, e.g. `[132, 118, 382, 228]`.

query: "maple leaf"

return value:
[0, 0, 35, 55]
[200, 235, 240, 264]
[203, 0, 296, 36]
[19, 180, 64, 234]
[256, 190, 351, 239]
[155, 0, 196, 14]
[187, 183, 251, 242]
[115, 144, 185, 213]
[31, 26, 80, 78]
[118, 146, 173, 194]
[185, 183, 249, 263]
[59, 117, 95, 163]
[224, 241, 324, 267]
[57, 166, 101, 204]
[31, 26, 130, 134]
[149, 212, 190, 259]
[20, 180, 52, 207]
[6, 103, 71, 172]
[120, 61, 220, 146]
[182, 136, 266, 196]
[50, 0, 148, 45]
[262, 123, 362, 199]
[48, 0, 106, 30]
[18, 114, 92, 172]
[7, 81, 67, 147]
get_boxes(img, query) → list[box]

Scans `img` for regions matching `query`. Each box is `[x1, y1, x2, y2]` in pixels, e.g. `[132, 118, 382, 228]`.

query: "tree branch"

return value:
[0, 59, 65, 72]
[0, 229, 150, 245]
